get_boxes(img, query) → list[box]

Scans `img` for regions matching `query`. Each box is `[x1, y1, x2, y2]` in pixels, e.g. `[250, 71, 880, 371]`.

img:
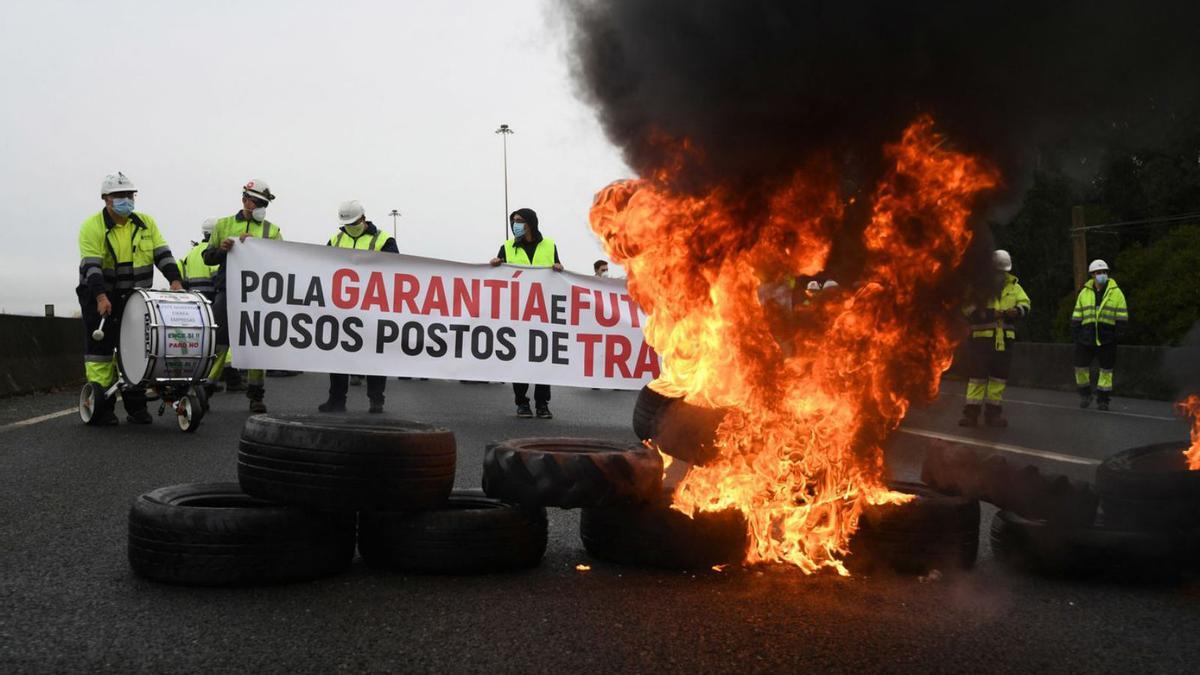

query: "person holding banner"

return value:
[318, 200, 399, 414]
[202, 178, 282, 413]
[490, 207, 562, 418]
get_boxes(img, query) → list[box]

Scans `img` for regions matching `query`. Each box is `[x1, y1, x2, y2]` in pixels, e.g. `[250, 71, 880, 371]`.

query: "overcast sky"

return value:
[0, 0, 629, 315]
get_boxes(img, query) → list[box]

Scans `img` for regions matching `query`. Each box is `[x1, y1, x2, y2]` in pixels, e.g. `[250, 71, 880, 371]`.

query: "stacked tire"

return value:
[129, 414, 548, 586]
[989, 440, 1200, 580]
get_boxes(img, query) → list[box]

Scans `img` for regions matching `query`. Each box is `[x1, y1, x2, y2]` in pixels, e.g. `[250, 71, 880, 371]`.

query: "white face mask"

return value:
[251, 207, 267, 222]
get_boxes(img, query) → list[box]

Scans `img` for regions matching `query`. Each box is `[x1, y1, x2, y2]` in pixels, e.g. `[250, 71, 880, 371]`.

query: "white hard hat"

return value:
[338, 200, 365, 225]
[994, 249, 1013, 272]
[101, 172, 137, 196]
[200, 218, 217, 237]
[806, 280, 821, 292]
[1088, 259, 1109, 273]
[242, 178, 276, 202]
[822, 280, 840, 290]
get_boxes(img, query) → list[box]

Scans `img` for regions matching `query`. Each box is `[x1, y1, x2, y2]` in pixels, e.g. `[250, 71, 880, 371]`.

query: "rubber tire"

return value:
[177, 393, 204, 433]
[79, 381, 105, 425]
[359, 489, 548, 574]
[128, 483, 356, 587]
[1095, 441, 1198, 529]
[483, 437, 663, 508]
[238, 415, 456, 511]
[630, 386, 724, 465]
[990, 509, 1195, 580]
[580, 501, 747, 569]
[847, 481, 980, 574]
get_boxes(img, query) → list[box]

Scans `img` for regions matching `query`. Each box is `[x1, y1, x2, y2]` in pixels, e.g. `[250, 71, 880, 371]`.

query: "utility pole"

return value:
[495, 123, 514, 237]
[388, 209, 401, 239]
[1070, 206, 1088, 289]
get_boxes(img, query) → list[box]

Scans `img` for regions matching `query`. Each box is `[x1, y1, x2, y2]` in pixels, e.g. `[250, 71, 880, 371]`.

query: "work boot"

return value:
[368, 400, 384, 414]
[957, 404, 981, 427]
[350, 375, 364, 386]
[516, 403, 533, 418]
[984, 404, 1008, 428]
[318, 398, 346, 413]
[536, 404, 553, 419]
[247, 386, 266, 414]
[126, 409, 153, 425]
[93, 408, 119, 427]
[1097, 396, 1111, 412]
[1079, 391, 1091, 409]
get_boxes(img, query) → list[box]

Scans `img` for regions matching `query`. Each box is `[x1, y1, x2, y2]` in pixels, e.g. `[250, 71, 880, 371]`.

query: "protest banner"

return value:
[226, 239, 659, 389]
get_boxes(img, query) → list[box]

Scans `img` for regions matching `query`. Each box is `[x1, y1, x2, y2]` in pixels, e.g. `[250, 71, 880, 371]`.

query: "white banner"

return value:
[226, 239, 659, 389]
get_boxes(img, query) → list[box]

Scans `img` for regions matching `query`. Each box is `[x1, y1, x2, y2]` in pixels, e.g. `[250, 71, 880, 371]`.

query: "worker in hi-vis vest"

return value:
[77, 172, 184, 426]
[201, 178, 282, 413]
[1070, 259, 1129, 411]
[318, 200, 398, 414]
[180, 218, 219, 301]
[489, 207, 563, 419]
[958, 250, 1031, 428]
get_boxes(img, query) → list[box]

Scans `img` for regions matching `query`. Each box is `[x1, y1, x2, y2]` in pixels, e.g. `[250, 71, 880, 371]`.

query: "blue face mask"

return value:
[1094, 273, 1108, 286]
[112, 197, 135, 217]
[511, 221, 527, 239]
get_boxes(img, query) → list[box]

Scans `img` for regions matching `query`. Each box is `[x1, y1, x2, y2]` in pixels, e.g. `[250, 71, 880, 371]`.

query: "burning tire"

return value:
[990, 509, 1197, 579]
[921, 446, 1098, 526]
[1095, 441, 1199, 529]
[128, 483, 355, 587]
[238, 415, 456, 511]
[359, 489, 548, 574]
[580, 500, 747, 569]
[847, 481, 981, 574]
[631, 385, 723, 465]
[482, 437, 662, 508]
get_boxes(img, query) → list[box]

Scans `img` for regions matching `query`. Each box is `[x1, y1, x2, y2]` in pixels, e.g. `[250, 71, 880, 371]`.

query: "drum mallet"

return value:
[92, 317, 107, 341]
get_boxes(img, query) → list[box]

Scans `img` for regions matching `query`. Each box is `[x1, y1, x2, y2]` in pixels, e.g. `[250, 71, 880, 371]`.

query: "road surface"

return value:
[1, 376, 1195, 673]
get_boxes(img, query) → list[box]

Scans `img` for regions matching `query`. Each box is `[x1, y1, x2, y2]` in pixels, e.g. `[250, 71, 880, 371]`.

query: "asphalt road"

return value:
[1, 375, 1196, 673]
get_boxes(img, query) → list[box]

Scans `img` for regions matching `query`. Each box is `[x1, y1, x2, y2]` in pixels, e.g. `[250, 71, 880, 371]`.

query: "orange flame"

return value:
[589, 117, 997, 573]
[1177, 395, 1200, 470]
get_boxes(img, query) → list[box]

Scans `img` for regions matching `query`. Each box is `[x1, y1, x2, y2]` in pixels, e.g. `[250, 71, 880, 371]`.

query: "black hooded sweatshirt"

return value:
[496, 207, 560, 264]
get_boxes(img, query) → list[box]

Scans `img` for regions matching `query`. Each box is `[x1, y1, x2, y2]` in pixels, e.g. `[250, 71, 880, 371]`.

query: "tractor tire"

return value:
[482, 437, 662, 508]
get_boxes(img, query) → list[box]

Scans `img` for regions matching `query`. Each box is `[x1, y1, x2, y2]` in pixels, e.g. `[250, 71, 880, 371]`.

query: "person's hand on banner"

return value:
[489, 257, 502, 267]
[220, 238, 235, 251]
[239, 233, 254, 243]
[553, 263, 564, 272]
[169, 280, 184, 291]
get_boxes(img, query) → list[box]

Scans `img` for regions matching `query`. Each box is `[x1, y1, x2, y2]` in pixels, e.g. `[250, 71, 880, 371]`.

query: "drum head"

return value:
[118, 292, 151, 384]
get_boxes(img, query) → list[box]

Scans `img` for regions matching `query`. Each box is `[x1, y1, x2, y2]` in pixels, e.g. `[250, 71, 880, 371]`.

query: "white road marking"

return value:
[899, 427, 1102, 467]
[0, 408, 76, 433]
[1002, 397, 1178, 422]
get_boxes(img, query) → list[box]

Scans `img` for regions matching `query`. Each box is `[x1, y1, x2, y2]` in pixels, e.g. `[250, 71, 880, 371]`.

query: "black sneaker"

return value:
[536, 404, 553, 419]
[1079, 395, 1091, 409]
[350, 375, 364, 386]
[516, 403, 533, 418]
[1097, 400, 1110, 411]
[368, 401, 384, 414]
[126, 409, 152, 425]
[318, 399, 347, 413]
[93, 409, 119, 427]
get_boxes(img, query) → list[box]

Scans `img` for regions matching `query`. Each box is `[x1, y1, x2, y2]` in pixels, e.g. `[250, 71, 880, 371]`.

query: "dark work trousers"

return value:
[329, 374, 385, 404]
[513, 383, 551, 406]
[964, 338, 1012, 407]
[77, 288, 147, 413]
[1074, 342, 1117, 402]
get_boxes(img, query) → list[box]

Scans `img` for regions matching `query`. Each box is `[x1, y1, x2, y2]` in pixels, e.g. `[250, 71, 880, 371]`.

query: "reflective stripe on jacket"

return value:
[77, 209, 180, 298]
[503, 236, 556, 267]
[964, 273, 1031, 351]
[1071, 278, 1128, 346]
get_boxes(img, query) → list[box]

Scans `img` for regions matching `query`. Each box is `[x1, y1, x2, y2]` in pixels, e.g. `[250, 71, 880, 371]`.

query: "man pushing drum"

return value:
[77, 172, 184, 426]
[202, 179, 283, 414]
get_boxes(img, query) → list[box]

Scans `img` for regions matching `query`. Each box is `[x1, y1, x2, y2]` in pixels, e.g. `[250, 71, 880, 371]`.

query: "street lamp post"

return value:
[388, 209, 401, 239]
[495, 123, 514, 237]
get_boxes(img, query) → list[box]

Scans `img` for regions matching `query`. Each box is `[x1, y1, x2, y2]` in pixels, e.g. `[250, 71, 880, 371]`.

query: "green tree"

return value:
[1112, 224, 1200, 345]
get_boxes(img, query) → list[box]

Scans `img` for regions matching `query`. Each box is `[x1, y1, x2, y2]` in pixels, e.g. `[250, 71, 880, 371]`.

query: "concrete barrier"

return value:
[0, 315, 82, 397]
[945, 341, 1180, 400]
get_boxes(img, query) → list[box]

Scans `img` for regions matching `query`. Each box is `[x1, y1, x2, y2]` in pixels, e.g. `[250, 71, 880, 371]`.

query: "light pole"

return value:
[495, 123, 514, 237]
[388, 209, 401, 239]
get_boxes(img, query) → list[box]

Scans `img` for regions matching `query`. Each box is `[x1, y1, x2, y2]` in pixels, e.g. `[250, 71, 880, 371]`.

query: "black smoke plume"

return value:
[566, 0, 1200, 222]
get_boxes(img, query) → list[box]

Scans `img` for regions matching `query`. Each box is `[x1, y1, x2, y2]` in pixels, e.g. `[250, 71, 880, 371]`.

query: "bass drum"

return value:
[117, 289, 217, 386]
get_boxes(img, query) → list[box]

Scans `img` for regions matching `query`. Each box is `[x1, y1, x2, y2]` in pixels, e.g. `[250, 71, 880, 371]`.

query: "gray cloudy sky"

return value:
[0, 0, 629, 315]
